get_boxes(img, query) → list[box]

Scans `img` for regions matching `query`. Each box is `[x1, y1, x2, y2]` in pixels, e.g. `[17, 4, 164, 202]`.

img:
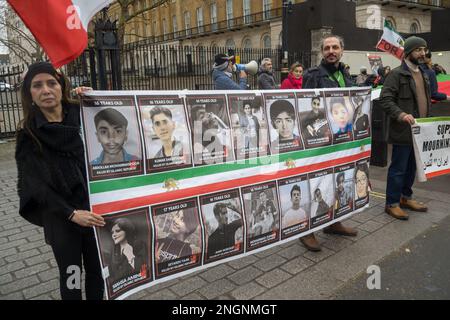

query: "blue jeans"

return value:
[386, 144, 416, 207]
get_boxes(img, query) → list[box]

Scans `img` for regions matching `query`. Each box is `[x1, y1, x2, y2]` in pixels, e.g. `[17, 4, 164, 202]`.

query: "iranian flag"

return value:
[437, 74, 450, 97]
[7, 0, 113, 68]
[376, 20, 405, 60]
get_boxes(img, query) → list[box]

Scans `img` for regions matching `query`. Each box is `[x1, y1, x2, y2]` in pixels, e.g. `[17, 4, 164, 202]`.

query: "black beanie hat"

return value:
[23, 61, 65, 91]
[403, 36, 427, 57]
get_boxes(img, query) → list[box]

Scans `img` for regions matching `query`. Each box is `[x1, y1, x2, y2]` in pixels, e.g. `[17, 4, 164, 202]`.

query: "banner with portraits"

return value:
[411, 117, 450, 182]
[80, 88, 372, 300]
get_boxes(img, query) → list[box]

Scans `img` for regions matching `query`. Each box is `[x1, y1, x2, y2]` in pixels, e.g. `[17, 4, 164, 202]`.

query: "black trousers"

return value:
[49, 220, 104, 300]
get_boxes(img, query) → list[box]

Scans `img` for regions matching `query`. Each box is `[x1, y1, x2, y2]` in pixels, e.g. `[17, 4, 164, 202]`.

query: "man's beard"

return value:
[408, 55, 424, 66]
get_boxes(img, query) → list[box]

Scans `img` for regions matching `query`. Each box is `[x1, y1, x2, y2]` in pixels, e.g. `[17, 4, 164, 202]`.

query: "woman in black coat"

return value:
[15, 62, 105, 300]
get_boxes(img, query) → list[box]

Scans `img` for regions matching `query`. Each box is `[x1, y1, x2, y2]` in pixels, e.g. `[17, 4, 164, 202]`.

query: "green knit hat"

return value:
[403, 36, 427, 57]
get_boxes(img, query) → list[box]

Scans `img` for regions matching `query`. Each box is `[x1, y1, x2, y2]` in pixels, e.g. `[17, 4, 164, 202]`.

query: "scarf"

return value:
[30, 103, 87, 200]
[287, 73, 303, 89]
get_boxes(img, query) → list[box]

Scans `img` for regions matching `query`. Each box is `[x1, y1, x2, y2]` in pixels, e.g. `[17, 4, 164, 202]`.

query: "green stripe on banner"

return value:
[437, 74, 450, 82]
[90, 138, 371, 194]
[416, 117, 450, 123]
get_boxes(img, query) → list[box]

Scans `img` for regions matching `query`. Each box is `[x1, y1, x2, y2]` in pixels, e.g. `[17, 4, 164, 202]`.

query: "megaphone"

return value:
[235, 60, 258, 75]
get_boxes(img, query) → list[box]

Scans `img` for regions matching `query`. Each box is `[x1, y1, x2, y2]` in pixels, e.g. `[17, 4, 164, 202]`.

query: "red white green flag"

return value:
[7, 0, 113, 67]
[376, 20, 405, 60]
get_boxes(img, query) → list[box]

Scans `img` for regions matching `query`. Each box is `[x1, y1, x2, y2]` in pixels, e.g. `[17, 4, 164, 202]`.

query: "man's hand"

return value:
[239, 70, 247, 79]
[71, 210, 105, 227]
[401, 113, 416, 125]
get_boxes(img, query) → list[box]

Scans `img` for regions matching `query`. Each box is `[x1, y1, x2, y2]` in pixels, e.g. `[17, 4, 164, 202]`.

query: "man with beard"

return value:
[380, 36, 430, 220]
[299, 35, 358, 252]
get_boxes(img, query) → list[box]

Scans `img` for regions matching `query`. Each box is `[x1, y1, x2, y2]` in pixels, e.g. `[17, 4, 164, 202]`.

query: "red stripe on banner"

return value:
[92, 151, 371, 214]
[426, 167, 450, 179]
[8, 0, 87, 67]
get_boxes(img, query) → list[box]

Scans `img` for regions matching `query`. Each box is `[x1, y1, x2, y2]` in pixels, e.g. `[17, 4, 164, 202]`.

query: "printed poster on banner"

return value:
[95, 208, 153, 300]
[152, 198, 203, 279]
[200, 189, 245, 263]
[324, 90, 354, 144]
[81, 96, 144, 181]
[82, 88, 373, 300]
[412, 118, 450, 182]
[277, 174, 310, 239]
[242, 181, 280, 251]
[355, 158, 371, 209]
[296, 91, 332, 149]
[185, 94, 235, 165]
[351, 88, 372, 140]
[227, 93, 270, 159]
[137, 95, 193, 173]
[264, 92, 304, 154]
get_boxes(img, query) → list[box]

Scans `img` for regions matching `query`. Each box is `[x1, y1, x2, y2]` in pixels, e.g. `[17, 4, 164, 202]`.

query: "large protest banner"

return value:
[80, 88, 373, 300]
[412, 117, 450, 182]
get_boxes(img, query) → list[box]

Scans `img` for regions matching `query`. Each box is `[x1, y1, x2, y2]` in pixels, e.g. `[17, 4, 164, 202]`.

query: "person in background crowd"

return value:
[433, 64, 447, 75]
[15, 61, 105, 300]
[300, 34, 357, 252]
[257, 57, 276, 89]
[380, 36, 431, 221]
[423, 51, 449, 101]
[280, 62, 303, 89]
[212, 53, 247, 90]
[356, 66, 369, 86]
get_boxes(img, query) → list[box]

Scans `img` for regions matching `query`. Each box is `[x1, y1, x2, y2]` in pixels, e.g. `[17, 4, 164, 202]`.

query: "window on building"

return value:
[262, 34, 271, 49]
[197, 7, 204, 33]
[226, 0, 234, 28]
[431, 0, 441, 6]
[153, 21, 157, 37]
[263, 0, 272, 20]
[243, 0, 252, 24]
[225, 39, 236, 50]
[211, 3, 218, 31]
[410, 20, 420, 33]
[242, 38, 252, 49]
[162, 18, 168, 40]
[185, 11, 191, 36]
[173, 15, 178, 33]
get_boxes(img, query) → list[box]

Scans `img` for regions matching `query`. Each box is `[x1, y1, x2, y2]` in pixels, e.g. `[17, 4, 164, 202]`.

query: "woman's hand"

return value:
[72, 86, 93, 96]
[71, 210, 105, 227]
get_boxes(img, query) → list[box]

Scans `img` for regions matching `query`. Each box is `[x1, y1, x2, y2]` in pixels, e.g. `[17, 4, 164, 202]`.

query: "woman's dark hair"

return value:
[18, 62, 76, 151]
[173, 210, 198, 238]
[355, 163, 369, 180]
[111, 217, 137, 245]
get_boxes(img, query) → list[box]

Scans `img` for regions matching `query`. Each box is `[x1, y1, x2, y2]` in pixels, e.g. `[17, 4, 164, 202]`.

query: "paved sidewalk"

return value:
[1, 139, 449, 300]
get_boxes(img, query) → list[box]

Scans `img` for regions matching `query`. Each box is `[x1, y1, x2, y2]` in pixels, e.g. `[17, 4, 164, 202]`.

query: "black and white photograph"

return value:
[138, 96, 193, 173]
[81, 96, 144, 181]
[95, 208, 152, 300]
[152, 198, 202, 279]
[199, 189, 244, 263]
[264, 93, 304, 154]
[278, 174, 310, 239]
[355, 158, 370, 209]
[324, 90, 354, 144]
[297, 91, 332, 148]
[228, 94, 269, 159]
[351, 89, 372, 140]
[242, 181, 280, 251]
[308, 168, 335, 227]
[186, 95, 235, 165]
[334, 164, 355, 218]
